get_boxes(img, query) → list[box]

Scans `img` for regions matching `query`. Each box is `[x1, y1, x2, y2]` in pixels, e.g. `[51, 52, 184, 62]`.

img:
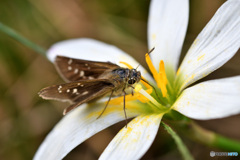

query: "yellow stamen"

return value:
[145, 53, 160, 85]
[145, 54, 168, 97]
[158, 73, 167, 97]
[134, 84, 142, 92]
[140, 78, 152, 89]
[145, 53, 160, 82]
[133, 87, 153, 103]
[176, 67, 181, 76]
[158, 60, 168, 97]
[119, 61, 133, 69]
[159, 60, 167, 85]
[136, 85, 161, 106]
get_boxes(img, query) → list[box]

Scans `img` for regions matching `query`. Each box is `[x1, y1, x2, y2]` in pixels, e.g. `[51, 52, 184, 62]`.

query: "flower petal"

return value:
[176, 0, 240, 91]
[148, 0, 189, 74]
[34, 103, 140, 160]
[99, 114, 163, 160]
[47, 38, 154, 83]
[173, 76, 240, 120]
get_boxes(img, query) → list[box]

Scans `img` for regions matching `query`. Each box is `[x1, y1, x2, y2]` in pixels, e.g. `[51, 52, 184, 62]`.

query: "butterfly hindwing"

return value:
[55, 56, 120, 82]
[39, 79, 114, 106]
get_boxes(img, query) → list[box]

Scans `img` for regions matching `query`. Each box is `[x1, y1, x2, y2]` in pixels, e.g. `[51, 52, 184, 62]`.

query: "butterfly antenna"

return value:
[135, 47, 155, 70]
[147, 47, 155, 55]
[141, 78, 161, 100]
[135, 64, 140, 70]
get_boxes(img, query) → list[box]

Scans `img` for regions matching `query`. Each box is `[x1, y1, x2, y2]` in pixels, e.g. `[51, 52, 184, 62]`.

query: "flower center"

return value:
[106, 61, 162, 108]
[108, 57, 176, 114]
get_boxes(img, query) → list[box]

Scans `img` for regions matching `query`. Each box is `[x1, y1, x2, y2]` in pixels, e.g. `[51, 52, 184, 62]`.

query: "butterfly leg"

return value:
[130, 86, 135, 96]
[123, 89, 128, 128]
[97, 90, 114, 119]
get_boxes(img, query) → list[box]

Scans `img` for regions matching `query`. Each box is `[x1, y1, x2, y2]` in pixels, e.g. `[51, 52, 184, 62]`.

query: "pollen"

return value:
[197, 54, 205, 61]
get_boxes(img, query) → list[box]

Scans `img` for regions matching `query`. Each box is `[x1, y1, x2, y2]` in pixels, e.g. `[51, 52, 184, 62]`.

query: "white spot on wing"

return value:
[82, 91, 88, 95]
[79, 71, 84, 77]
[85, 63, 88, 66]
[88, 76, 94, 80]
[66, 89, 70, 93]
[73, 88, 78, 93]
[74, 68, 79, 74]
[58, 86, 62, 90]
[80, 84, 84, 87]
[68, 59, 73, 65]
[58, 85, 62, 93]
[68, 66, 72, 70]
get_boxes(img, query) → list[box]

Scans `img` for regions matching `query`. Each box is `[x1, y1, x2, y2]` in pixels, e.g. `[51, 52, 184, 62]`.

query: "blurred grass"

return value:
[0, 0, 239, 160]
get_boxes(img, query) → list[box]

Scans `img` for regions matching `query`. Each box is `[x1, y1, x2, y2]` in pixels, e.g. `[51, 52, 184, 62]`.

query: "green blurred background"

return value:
[0, 0, 239, 159]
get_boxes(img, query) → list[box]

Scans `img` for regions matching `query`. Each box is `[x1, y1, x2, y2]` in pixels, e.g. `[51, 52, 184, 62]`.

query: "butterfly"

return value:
[39, 55, 143, 121]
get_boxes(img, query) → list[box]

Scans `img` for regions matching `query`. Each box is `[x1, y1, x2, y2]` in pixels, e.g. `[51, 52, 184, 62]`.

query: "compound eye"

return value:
[128, 79, 136, 85]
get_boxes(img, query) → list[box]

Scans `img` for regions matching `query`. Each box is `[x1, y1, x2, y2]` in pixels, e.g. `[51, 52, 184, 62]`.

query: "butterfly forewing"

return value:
[55, 56, 119, 82]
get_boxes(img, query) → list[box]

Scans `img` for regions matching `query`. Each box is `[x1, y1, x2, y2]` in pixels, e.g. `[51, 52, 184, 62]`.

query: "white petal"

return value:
[173, 76, 240, 120]
[176, 0, 240, 91]
[34, 103, 140, 160]
[47, 38, 154, 83]
[148, 0, 189, 72]
[99, 114, 163, 160]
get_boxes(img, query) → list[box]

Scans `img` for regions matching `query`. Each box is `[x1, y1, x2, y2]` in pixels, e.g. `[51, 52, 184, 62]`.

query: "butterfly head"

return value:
[127, 69, 141, 85]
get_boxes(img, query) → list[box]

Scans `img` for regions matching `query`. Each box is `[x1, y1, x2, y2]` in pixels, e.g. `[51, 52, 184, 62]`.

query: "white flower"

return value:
[34, 0, 240, 159]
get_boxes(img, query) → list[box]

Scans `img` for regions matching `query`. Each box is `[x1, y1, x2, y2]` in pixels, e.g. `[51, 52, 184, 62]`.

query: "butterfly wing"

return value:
[55, 56, 120, 82]
[39, 79, 114, 114]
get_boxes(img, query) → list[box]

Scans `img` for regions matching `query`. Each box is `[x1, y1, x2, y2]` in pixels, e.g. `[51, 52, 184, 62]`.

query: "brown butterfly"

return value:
[39, 56, 144, 121]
